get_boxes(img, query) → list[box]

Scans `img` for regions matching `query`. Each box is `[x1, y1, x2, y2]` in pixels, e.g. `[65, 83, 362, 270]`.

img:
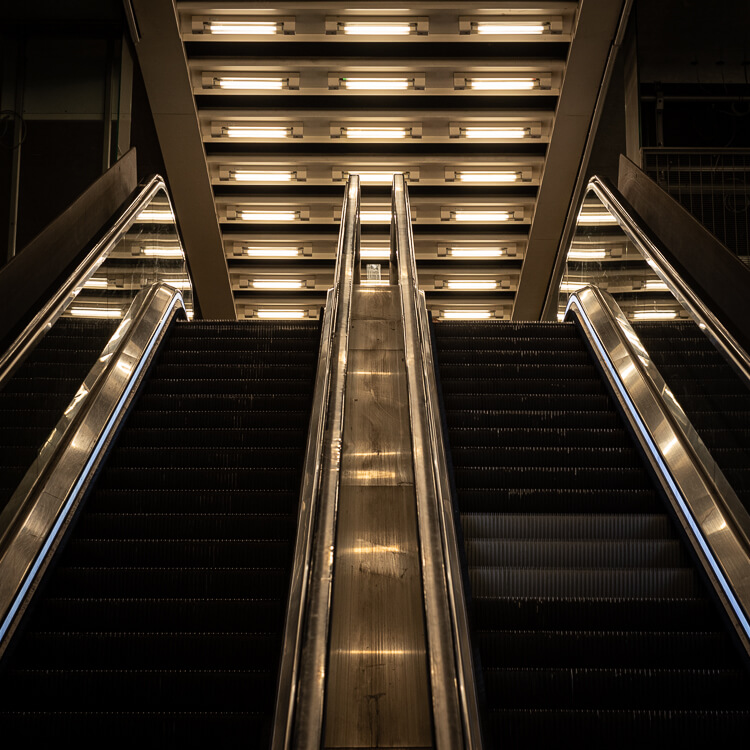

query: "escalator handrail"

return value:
[0, 175, 171, 392]
[586, 175, 750, 388]
[566, 284, 750, 656]
[0, 282, 186, 656]
[391, 173, 483, 750]
[272, 176, 360, 750]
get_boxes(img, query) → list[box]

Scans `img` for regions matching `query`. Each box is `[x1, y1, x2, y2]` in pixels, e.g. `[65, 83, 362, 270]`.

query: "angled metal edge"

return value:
[0, 175, 170, 391]
[392, 173, 468, 749]
[566, 284, 750, 655]
[0, 282, 186, 657]
[277, 175, 360, 750]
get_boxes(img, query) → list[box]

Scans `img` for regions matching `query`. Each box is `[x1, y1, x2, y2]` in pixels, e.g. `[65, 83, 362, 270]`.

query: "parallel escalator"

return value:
[433, 319, 750, 746]
[0, 318, 320, 744]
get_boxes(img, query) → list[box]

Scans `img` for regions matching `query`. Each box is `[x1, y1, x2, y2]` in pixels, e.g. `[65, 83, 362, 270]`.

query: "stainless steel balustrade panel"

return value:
[324, 286, 432, 748]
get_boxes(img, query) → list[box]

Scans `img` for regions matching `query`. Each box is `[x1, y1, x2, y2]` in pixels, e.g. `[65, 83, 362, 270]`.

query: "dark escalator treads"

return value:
[433, 320, 750, 747]
[0, 319, 321, 747]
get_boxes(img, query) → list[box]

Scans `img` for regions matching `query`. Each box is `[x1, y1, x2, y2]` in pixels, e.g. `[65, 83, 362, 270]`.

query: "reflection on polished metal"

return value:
[566, 285, 750, 654]
[559, 176, 750, 386]
[392, 174, 481, 749]
[0, 176, 190, 392]
[324, 286, 432, 747]
[0, 283, 186, 655]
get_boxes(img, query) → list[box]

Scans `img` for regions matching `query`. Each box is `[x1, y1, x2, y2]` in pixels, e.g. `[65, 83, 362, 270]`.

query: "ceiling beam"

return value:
[128, 0, 236, 319]
[512, 0, 628, 320]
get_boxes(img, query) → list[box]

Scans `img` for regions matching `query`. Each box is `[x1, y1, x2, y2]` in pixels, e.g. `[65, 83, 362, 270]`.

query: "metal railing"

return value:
[391, 174, 483, 749]
[271, 175, 360, 750]
[566, 284, 750, 655]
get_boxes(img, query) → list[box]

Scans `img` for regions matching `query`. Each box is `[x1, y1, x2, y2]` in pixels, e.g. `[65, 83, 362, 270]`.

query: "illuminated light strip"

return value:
[83, 278, 108, 289]
[361, 248, 391, 259]
[461, 127, 529, 139]
[137, 209, 175, 221]
[643, 279, 669, 291]
[343, 127, 408, 139]
[568, 248, 607, 260]
[452, 210, 512, 222]
[560, 281, 585, 293]
[164, 279, 193, 290]
[231, 170, 294, 182]
[577, 213, 619, 225]
[257, 309, 306, 319]
[349, 171, 402, 183]
[215, 77, 285, 90]
[632, 310, 678, 320]
[446, 280, 498, 290]
[141, 247, 184, 258]
[69, 307, 123, 318]
[468, 78, 538, 91]
[207, 21, 280, 35]
[223, 126, 291, 138]
[245, 247, 300, 257]
[442, 310, 493, 320]
[239, 210, 298, 222]
[342, 78, 411, 90]
[360, 211, 392, 222]
[449, 248, 503, 258]
[252, 280, 304, 289]
[342, 22, 413, 35]
[475, 22, 546, 34]
[457, 171, 520, 183]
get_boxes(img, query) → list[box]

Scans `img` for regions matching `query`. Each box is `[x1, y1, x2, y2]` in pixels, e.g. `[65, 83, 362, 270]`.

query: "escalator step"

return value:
[439, 377, 608, 395]
[132, 393, 315, 411]
[124, 411, 311, 429]
[94, 467, 303, 491]
[113, 427, 308, 449]
[439, 363, 599, 380]
[437, 350, 593, 365]
[103, 447, 305, 469]
[142, 378, 315, 395]
[445, 409, 623, 429]
[433, 336, 584, 352]
[451, 445, 640, 469]
[446, 427, 632, 449]
[454, 466, 653, 490]
[442, 393, 613, 411]
[458, 488, 661, 513]
[151, 364, 314, 379]
[156, 350, 317, 365]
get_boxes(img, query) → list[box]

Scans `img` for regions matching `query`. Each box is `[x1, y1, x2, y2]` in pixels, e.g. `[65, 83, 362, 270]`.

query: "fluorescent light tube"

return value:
[560, 281, 585, 292]
[245, 247, 300, 257]
[231, 170, 294, 182]
[350, 171, 400, 183]
[215, 77, 285, 90]
[447, 280, 498, 290]
[643, 279, 669, 291]
[457, 171, 520, 183]
[468, 78, 537, 91]
[568, 248, 607, 260]
[137, 209, 175, 221]
[83, 278, 108, 289]
[224, 126, 290, 138]
[343, 22, 412, 35]
[165, 279, 193, 290]
[252, 280, 304, 289]
[443, 310, 493, 319]
[239, 210, 298, 222]
[207, 21, 280, 35]
[449, 248, 504, 258]
[577, 213, 618, 225]
[360, 211, 392, 222]
[69, 307, 123, 318]
[632, 310, 678, 320]
[343, 127, 408, 139]
[141, 246, 184, 257]
[452, 210, 511, 222]
[361, 248, 391, 259]
[342, 77, 411, 90]
[475, 22, 546, 34]
[257, 309, 306, 319]
[461, 127, 529, 139]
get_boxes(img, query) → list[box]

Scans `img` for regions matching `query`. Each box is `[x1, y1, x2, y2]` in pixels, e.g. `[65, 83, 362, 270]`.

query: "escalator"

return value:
[0, 318, 320, 742]
[433, 318, 750, 744]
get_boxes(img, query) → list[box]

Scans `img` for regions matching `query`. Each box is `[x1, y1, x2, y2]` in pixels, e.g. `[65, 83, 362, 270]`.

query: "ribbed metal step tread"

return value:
[112, 427, 309, 448]
[445, 410, 624, 429]
[103, 447, 305, 469]
[151, 364, 315, 379]
[451, 446, 640, 469]
[123, 411, 311, 429]
[440, 363, 600, 380]
[443, 394, 613, 411]
[142, 378, 319, 394]
[94, 467, 304, 490]
[454, 466, 653, 490]
[447, 427, 632, 448]
[439, 378, 608, 395]
[438, 350, 593, 365]
[132, 393, 314, 410]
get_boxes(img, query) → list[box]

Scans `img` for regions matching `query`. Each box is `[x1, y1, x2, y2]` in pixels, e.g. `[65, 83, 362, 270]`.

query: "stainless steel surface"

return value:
[0, 175, 172, 391]
[566, 285, 750, 654]
[0, 283, 186, 655]
[285, 176, 360, 750]
[324, 286, 432, 748]
[392, 174, 471, 749]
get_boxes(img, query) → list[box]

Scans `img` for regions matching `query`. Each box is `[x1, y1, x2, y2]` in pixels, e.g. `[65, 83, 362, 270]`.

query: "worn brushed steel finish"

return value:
[324, 286, 432, 748]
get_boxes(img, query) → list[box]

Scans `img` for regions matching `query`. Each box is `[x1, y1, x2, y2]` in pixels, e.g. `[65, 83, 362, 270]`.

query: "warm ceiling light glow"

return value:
[342, 77, 411, 90]
[224, 126, 290, 138]
[232, 170, 294, 182]
[361, 248, 391, 259]
[560, 281, 585, 292]
[452, 210, 511, 222]
[361, 210, 392, 222]
[215, 77, 285, 90]
[449, 248, 504, 258]
[245, 247, 300, 257]
[457, 171, 520, 183]
[468, 78, 538, 91]
[351, 171, 401, 183]
[643, 279, 669, 291]
[475, 22, 546, 34]
[252, 280, 304, 289]
[568, 248, 607, 260]
[462, 127, 529, 139]
[577, 212, 618, 225]
[343, 127, 408, 139]
[83, 278, 108, 288]
[239, 210, 298, 222]
[164, 279, 193, 290]
[137, 209, 175, 221]
[361, 279, 390, 286]
[70, 307, 123, 318]
[342, 22, 412, 35]
[447, 280, 498, 290]
[257, 309, 306, 319]
[443, 310, 493, 319]
[207, 21, 280, 35]
[141, 246, 183, 257]
[632, 310, 678, 320]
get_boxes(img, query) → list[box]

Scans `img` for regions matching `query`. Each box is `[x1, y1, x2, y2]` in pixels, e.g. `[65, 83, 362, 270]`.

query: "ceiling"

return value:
[130, 0, 627, 320]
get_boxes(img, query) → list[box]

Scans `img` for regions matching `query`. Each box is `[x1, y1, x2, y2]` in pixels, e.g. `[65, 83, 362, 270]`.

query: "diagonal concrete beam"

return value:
[127, 0, 235, 319]
[512, 0, 628, 320]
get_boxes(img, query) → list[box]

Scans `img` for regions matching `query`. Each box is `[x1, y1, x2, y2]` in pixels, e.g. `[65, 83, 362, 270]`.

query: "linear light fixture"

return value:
[442, 310, 493, 320]
[360, 210, 392, 222]
[446, 280, 498, 290]
[352, 171, 401, 183]
[239, 210, 298, 222]
[474, 22, 547, 34]
[577, 212, 619, 225]
[342, 127, 408, 139]
[257, 309, 306, 319]
[632, 310, 678, 320]
[141, 246, 184, 258]
[164, 279, 193, 290]
[341, 77, 412, 90]
[83, 278, 108, 289]
[213, 76, 287, 90]
[136, 209, 175, 221]
[69, 307, 123, 319]
[361, 248, 391, 259]
[223, 126, 293, 138]
[568, 248, 607, 260]
[560, 281, 585, 293]
[460, 126, 530, 139]
[341, 22, 414, 35]
[467, 77, 538, 91]
[643, 279, 669, 291]
[448, 247, 504, 258]
[457, 171, 521, 183]
[231, 170, 295, 182]
[205, 21, 281, 35]
[252, 280, 304, 290]
[451, 210, 512, 222]
[245, 247, 301, 257]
